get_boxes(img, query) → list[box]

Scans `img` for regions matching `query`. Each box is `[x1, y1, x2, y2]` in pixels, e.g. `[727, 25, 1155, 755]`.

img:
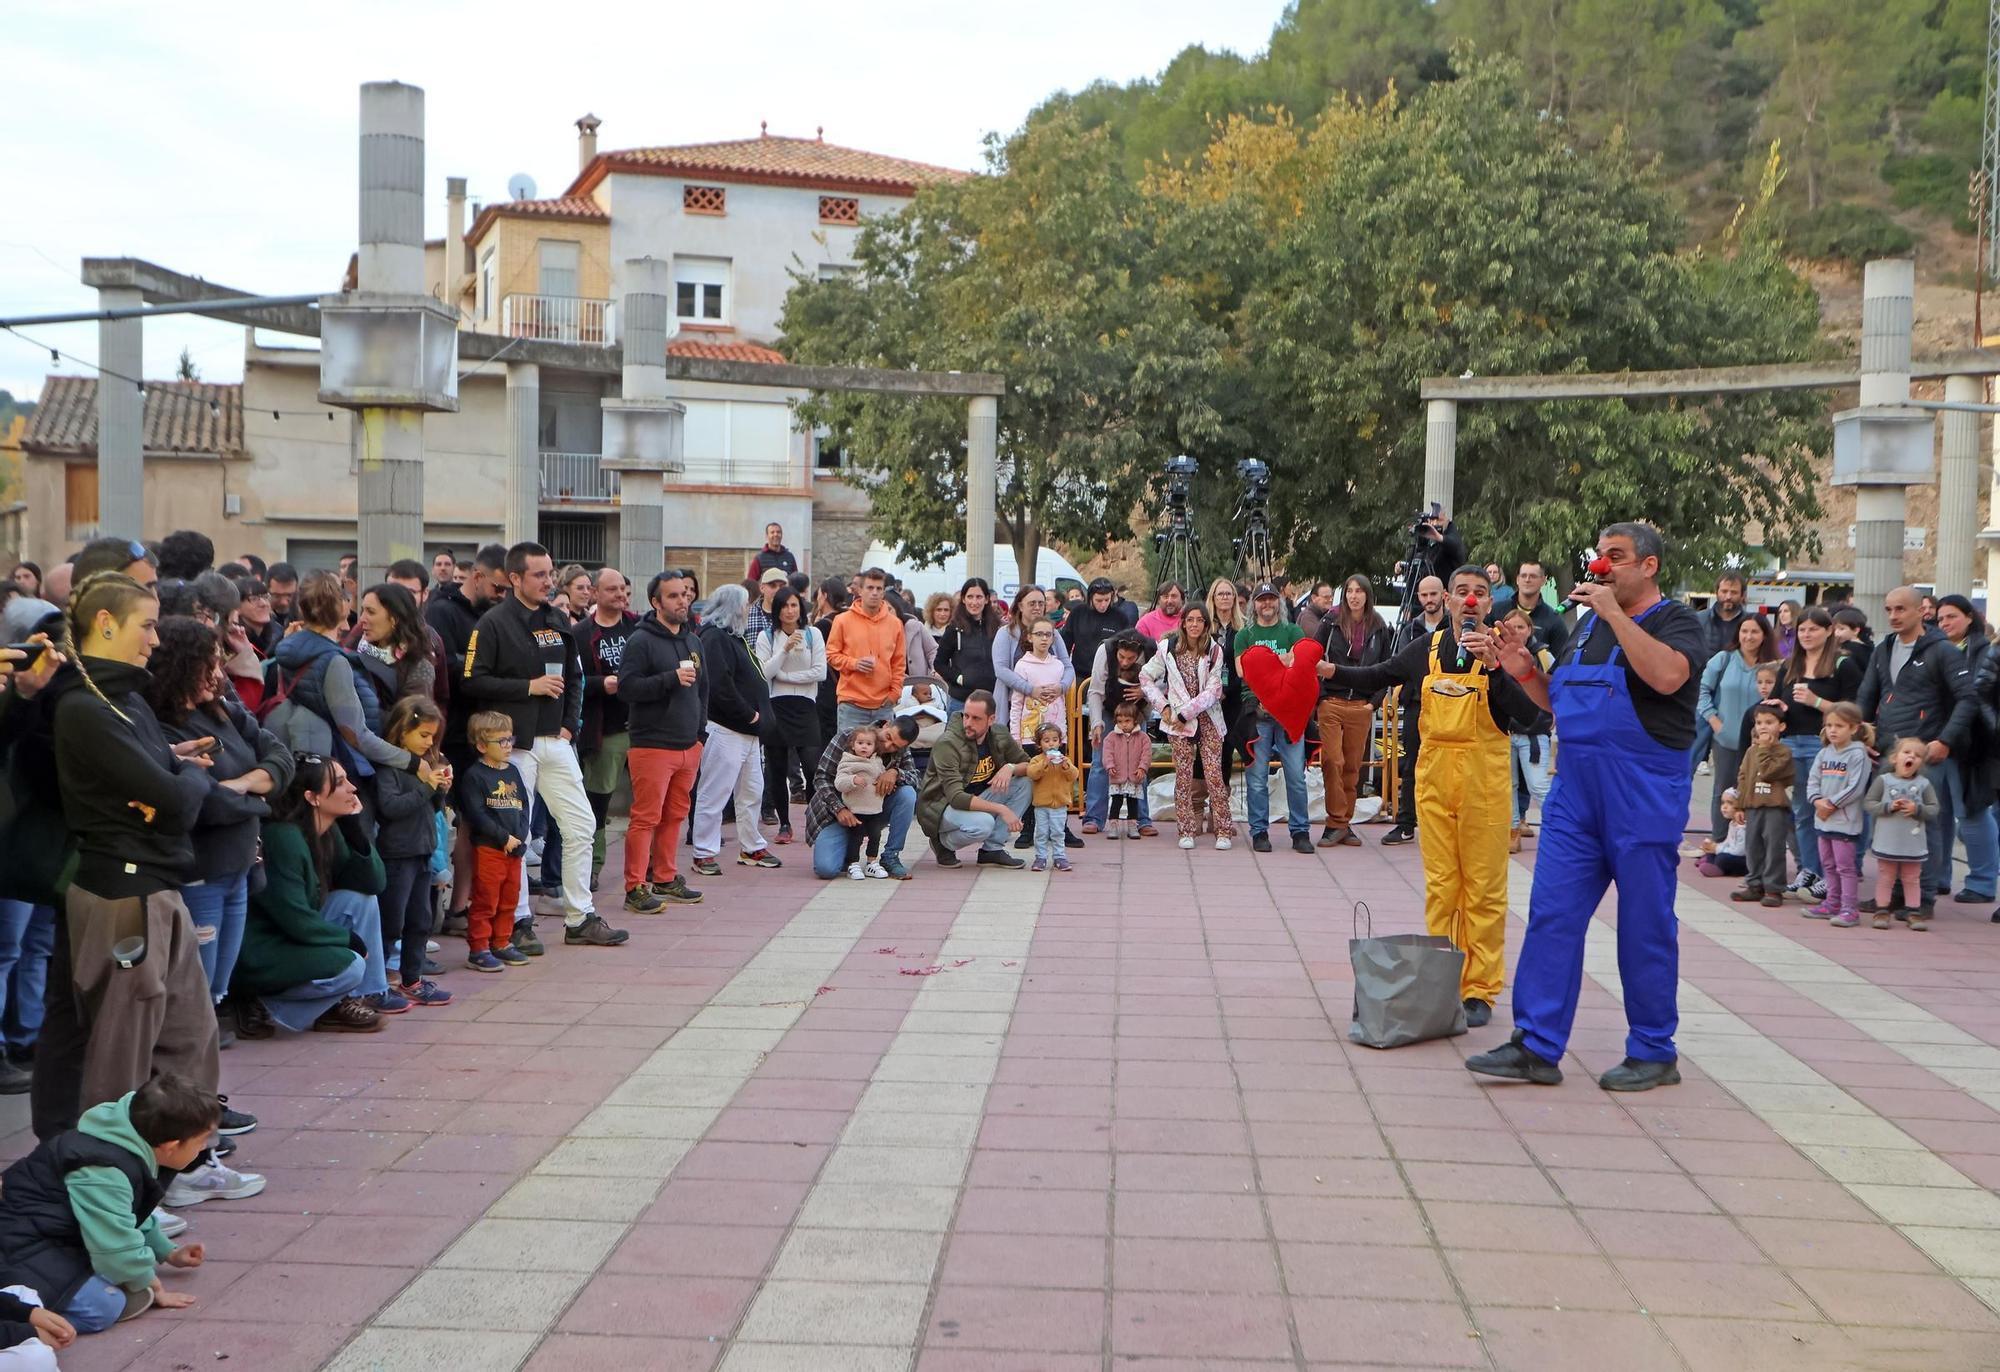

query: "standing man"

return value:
[748, 566, 787, 643]
[1235, 582, 1312, 854]
[578, 568, 640, 891]
[809, 717, 921, 879]
[1325, 566, 1539, 1025]
[1295, 582, 1336, 640]
[1384, 575, 1448, 846]
[461, 542, 628, 950]
[1499, 560, 1568, 660]
[618, 570, 708, 911]
[265, 562, 299, 627]
[1857, 586, 1977, 922]
[1468, 523, 1708, 1092]
[432, 549, 457, 590]
[748, 523, 799, 581]
[918, 691, 1032, 867]
[426, 544, 505, 931]
[1060, 578, 1128, 689]
[826, 567, 906, 737]
[1690, 573, 1746, 784]
[1135, 583, 1186, 642]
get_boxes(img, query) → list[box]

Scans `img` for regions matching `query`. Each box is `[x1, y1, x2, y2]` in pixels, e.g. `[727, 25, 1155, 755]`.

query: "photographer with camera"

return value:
[1403, 507, 1466, 595]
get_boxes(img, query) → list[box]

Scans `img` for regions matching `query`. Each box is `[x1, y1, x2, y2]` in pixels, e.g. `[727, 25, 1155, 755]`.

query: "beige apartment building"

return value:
[14, 120, 965, 583]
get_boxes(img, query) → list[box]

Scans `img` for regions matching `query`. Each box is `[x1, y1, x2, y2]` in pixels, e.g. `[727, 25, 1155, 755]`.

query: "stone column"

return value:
[1936, 375, 1981, 594]
[352, 409, 425, 582]
[504, 362, 540, 548]
[95, 286, 144, 540]
[601, 258, 683, 578]
[1423, 399, 1457, 518]
[1850, 259, 1915, 630]
[354, 81, 426, 584]
[966, 395, 998, 585]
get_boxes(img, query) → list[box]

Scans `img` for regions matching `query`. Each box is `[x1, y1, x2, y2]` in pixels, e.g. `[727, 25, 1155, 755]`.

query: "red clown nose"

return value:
[1586, 556, 1612, 577]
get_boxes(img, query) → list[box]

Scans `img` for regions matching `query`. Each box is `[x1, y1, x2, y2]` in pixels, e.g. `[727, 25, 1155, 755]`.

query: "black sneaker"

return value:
[1954, 889, 1994, 904]
[1598, 1057, 1681, 1092]
[1462, 998, 1492, 1029]
[441, 913, 470, 937]
[932, 839, 962, 869]
[1381, 825, 1416, 846]
[976, 849, 1026, 869]
[1063, 827, 1085, 848]
[1466, 1033, 1562, 1085]
[565, 916, 630, 946]
[511, 922, 546, 957]
[0, 1058, 31, 1096]
[1252, 832, 1273, 853]
[656, 875, 703, 904]
[1317, 825, 1341, 848]
[624, 885, 664, 914]
[1291, 832, 1314, 855]
[216, 1097, 257, 1135]
[1012, 831, 1033, 850]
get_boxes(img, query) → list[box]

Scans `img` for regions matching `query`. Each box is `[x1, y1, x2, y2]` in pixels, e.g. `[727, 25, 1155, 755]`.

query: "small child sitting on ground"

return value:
[1697, 788, 1748, 878]
[835, 727, 889, 880]
[1026, 724, 1080, 873]
[1864, 736, 1939, 931]
[0, 1074, 215, 1338]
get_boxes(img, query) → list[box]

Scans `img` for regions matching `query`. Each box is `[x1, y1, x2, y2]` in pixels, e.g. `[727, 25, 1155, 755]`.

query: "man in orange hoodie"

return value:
[827, 567, 907, 736]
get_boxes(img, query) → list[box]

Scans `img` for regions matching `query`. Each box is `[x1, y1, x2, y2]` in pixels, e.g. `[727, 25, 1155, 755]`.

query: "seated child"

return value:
[0, 1074, 215, 1337]
[1697, 789, 1748, 878]
[835, 727, 889, 880]
[1025, 724, 1080, 873]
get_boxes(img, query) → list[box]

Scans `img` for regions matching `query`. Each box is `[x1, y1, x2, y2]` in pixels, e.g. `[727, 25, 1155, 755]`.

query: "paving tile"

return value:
[1652, 1316, 1861, 1372]
[1790, 1268, 2000, 1330]
[1549, 1166, 1718, 1213]
[376, 1267, 582, 1331]
[139, 1319, 354, 1372]
[1112, 1236, 1282, 1292]
[926, 1285, 1104, 1351]
[940, 1232, 1106, 1288]
[524, 1333, 722, 1372]
[1110, 1290, 1293, 1359]
[1574, 1208, 1765, 1262]
[203, 1261, 418, 1324]
[1113, 1189, 1268, 1239]
[1471, 1307, 1684, 1372]
[797, 1182, 963, 1232]
[770, 1227, 945, 1284]
[437, 1217, 629, 1272]
[645, 1178, 812, 1227]
[953, 1186, 1109, 1236]
[325, 1328, 541, 1372]
[1613, 1258, 1819, 1320]
[1292, 1296, 1483, 1367]
[738, 1279, 931, 1345]
[558, 1273, 760, 1337]
[1449, 1251, 1638, 1310]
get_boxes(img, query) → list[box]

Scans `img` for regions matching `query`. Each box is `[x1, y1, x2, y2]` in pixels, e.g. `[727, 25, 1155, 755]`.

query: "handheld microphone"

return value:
[1456, 593, 1480, 671]
[1557, 555, 1614, 614]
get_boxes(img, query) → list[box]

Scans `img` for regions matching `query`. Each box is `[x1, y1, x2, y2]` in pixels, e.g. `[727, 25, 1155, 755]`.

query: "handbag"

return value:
[1348, 901, 1468, 1049]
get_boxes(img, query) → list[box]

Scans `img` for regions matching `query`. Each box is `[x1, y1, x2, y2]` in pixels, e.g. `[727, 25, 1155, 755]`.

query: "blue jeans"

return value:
[1783, 736, 1824, 878]
[319, 888, 387, 997]
[63, 1274, 130, 1333]
[1247, 718, 1308, 837]
[179, 871, 249, 1002]
[813, 784, 916, 878]
[1930, 754, 1999, 899]
[0, 900, 55, 1055]
[1033, 805, 1067, 863]
[1688, 727, 1713, 775]
[1510, 735, 1552, 826]
[1083, 747, 1151, 828]
[937, 774, 1034, 853]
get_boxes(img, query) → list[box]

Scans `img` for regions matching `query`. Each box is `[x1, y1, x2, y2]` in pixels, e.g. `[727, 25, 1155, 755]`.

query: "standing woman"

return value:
[1697, 613, 1777, 846]
[144, 618, 293, 1044]
[1933, 595, 1997, 903]
[354, 583, 437, 706]
[935, 578, 1002, 718]
[1205, 578, 1250, 789]
[1313, 575, 1392, 847]
[34, 573, 222, 1146]
[1781, 607, 1864, 899]
[1772, 599, 1803, 660]
[757, 586, 825, 844]
[923, 593, 955, 646]
[8, 563, 40, 599]
[1142, 603, 1235, 851]
[691, 585, 780, 875]
[992, 585, 1074, 727]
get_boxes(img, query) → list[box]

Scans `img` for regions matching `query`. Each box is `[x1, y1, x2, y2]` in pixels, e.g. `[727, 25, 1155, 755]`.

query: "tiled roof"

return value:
[579, 133, 968, 197]
[467, 194, 608, 245]
[667, 339, 787, 366]
[21, 376, 243, 457]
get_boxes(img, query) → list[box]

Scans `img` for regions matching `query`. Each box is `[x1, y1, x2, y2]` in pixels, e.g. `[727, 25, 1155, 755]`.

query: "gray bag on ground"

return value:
[1348, 901, 1468, 1049]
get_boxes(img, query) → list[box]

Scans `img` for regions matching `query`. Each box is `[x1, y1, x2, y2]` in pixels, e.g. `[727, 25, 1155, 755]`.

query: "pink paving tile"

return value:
[984, 1083, 1115, 1116]
[1381, 1124, 1534, 1166]
[1549, 1166, 1718, 1213]
[1114, 1189, 1268, 1239]
[1698, 1174, 1876, 1221]
[730, 1076, 869, 1111]
[1247, 1120, 1388, 1157]
[1790, 1269, 2000, 1331]
[1516, 1131, 1676, 1172]
[158, 1209, 316, 1262]
[282, 1213, 466, 1267]
[523, 1334, 721, 1372]
[965, 1148, 1114, 1190]
[1401, 1160, 1564, 1206]
[330, 1167, 516, 1216]
[202, 1261, 419, 1324]
[940, 1232, 1106, 1288]
[1471, 1307, 1685, 1372]
[131, 1319, 354, 1372]
[1110, 1290, 1294, 1359]
[558, 1273, 759, 1337]
[1278, 1242, 1457, 1301]
[1112, 1151, 1258, 1192]
[674, 1139, 831, 1182]
[1615, 1257, 1819, 1320]
[605, 1224, 787, 1278]
[916, 1354, 1101, 1372]
[482, 1069, 630, 1103]
[954, 1187, 1110, 1236]
[644, 1178, 813, 1226]
[1735, 1215, 1937, 1272]
[1292, 1297, 1484, 1367]
[1422, 1202, 1600, 1255]
[1451, 1251, 1638, 1310]
[1653, 1315, 1861, 1372]
[1576, 1208, 1766, 1263]
[1266, 1196, 1430, 1246]
[991, 1055, 1115, 1087]
[928, 1285, 1105, 1352]
[390, 1131, 561, 1172]
[1112, 1236, 1283, 1292]
[976, 1114, 1111, 1151]
[54, 1322, 168, 1372]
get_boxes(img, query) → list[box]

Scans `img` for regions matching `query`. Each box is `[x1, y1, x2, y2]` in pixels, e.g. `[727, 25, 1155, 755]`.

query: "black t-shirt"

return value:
[964, 734, 997, 798]
[1565, 598, 1708, 750]
[1781, 651, 1864, 739]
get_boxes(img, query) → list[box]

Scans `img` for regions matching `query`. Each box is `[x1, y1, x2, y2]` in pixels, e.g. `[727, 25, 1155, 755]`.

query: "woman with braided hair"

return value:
[29, 575, 228, 1170]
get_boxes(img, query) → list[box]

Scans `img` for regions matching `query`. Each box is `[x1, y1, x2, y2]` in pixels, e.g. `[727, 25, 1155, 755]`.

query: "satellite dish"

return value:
[507, 173, 538, 202]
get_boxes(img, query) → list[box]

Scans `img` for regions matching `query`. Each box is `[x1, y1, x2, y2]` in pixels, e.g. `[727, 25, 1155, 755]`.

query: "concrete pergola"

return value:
[1420, 263, 2000, 626]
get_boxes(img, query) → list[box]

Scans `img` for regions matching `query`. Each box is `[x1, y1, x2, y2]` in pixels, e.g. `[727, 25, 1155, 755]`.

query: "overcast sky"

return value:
[0, 0, 1287, 399]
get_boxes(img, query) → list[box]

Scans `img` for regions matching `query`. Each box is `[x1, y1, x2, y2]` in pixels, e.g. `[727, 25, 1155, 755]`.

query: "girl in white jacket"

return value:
[1141, 605, 1235, 850]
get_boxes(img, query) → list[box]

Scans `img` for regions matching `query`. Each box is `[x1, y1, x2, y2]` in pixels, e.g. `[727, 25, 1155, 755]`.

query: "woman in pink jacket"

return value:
[1141, 604, 1234, 850]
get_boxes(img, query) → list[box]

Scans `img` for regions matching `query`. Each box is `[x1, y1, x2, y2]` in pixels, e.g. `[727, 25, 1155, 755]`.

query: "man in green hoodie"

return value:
[0, 1074, 215, 1334]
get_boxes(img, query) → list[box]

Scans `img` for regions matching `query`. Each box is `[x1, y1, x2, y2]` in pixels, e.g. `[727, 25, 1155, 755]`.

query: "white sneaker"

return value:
[425, 940, 440, 953]
[162, 1157, 266, 1207]
[152, 1208, 188, 1239]
[864, 861, 888, 879]
[1103, 823, 1122, 840]
[847, 862, 867, 881]
[1215, 836, 1233, 851]
[1178, 836, 1195, 850]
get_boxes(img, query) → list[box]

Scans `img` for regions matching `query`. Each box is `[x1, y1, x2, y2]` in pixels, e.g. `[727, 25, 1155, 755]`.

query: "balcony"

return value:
[540, 451, 619, 505]
[672, 456, 797, 486]
[502, 294, 615, 346]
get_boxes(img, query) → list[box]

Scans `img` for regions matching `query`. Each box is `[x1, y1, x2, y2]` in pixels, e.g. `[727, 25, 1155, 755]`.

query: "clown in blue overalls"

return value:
[1467, 525, 1707, 1093]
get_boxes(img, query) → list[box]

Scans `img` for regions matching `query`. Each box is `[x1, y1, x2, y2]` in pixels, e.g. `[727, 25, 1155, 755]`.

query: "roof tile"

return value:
[594, 134, 967, 194]
[666, 339, 787, 365]
[22, 376, 243, 457]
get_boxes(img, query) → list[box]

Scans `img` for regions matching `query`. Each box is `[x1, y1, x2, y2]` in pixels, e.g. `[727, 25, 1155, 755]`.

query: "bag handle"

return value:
[1352, 900, 1372, 939]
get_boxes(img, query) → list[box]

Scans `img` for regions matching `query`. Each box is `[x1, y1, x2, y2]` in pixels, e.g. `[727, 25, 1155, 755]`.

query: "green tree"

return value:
[779, 110, 1228, 576]
[1238, 62, 1828, 584]
[174, 347, 200, 382]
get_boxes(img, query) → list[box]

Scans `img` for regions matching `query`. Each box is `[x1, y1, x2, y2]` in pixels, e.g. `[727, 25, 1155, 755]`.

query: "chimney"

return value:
[445, 176, 467, 307]
[576, 113, 601, 174]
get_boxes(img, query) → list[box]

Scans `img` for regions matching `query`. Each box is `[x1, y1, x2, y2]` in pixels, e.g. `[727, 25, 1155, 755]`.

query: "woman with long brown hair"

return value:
[1141, 603, 1235, 849]
[1778, 605, 1864, 902]
[1312, 574, 1392, 846]
[1696, 612, 1777, 845]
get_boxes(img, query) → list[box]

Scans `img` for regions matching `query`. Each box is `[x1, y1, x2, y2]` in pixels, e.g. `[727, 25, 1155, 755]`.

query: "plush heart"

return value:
[1240, 637, 1323, 743]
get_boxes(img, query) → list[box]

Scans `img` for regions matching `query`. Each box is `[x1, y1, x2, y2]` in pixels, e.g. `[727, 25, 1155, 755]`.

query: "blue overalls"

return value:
[1512, 604, 1689, 1065]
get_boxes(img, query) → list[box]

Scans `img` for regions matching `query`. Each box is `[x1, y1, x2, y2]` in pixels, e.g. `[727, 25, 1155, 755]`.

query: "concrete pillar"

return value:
[445, 176, 467, 309]
[966, 395, 998, 585]
[354, 409, 425, 584]
[601, 258, 683, 577]
[354, 80, 427, 584]
[1423, 399, 1456, 517]
[505, 362, 541, 548]
[95, 286, 144, 540]
[1937, 375, 1981, 594]
[1851, 259, 1916, 629]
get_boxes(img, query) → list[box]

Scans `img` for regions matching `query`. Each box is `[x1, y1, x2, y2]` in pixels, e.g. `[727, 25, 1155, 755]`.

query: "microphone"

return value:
[1557, 556, 1614, 614]
[1457, 593, 1480, 671]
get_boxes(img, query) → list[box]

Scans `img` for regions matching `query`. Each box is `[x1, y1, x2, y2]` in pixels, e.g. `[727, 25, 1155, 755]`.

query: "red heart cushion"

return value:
[1239, 637, 1323, 743]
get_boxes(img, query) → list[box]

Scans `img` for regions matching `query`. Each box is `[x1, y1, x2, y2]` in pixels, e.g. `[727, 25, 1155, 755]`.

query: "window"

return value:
[673, 256, 729, 324]
[539, 515, 608, 566]
[664, 547, 765, 593]
[818, 196, 860, 226]
[816, 263, 859, 282]
[64, 463, 99, 542]
[537, 240, 580, 298]
[479, 248, 496, 321]
[683, 184, 726, 216]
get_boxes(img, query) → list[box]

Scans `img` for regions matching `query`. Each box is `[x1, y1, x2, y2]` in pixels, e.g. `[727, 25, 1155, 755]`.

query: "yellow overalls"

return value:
[1412, 632, 1513, 1004]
